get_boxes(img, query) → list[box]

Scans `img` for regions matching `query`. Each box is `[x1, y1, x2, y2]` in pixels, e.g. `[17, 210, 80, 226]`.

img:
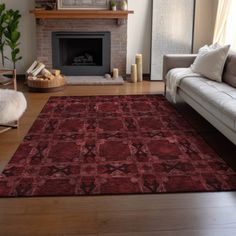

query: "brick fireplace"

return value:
[35, 0, 128, 77]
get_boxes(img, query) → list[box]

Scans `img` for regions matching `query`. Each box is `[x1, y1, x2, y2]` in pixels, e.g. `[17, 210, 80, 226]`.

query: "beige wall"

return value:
[1, 0, 218, 74]
[193, 0, 218, 52]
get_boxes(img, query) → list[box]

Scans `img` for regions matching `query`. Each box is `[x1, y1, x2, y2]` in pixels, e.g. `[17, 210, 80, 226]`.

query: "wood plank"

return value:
[0, 213, 98, 235]
[97, 207, 236, 234]
[1, 192, 236, 215]
[100, 229, 236, 236]
[30, 10, 134, 20]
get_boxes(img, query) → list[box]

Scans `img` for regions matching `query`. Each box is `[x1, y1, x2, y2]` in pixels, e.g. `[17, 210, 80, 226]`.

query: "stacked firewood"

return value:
[27, 61, 61, 81]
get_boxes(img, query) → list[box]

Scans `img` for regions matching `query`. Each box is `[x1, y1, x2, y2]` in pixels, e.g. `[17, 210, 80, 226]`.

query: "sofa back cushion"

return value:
[223, 52, 236, 88]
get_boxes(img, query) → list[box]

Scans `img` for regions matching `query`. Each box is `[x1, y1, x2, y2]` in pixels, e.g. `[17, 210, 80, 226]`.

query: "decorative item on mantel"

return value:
[120, 0, 128, 11]
[135, 54, 143, 82]
[31, 1, 134, 26]
[57, 0, 110, 10]
[110, 0, 117, 11]
[35, 1, 56, 10]
[131, 64, 137, 83]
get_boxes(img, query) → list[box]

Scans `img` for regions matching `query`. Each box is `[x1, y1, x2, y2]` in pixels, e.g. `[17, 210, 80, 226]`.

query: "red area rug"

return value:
[1, 95, 236, 197]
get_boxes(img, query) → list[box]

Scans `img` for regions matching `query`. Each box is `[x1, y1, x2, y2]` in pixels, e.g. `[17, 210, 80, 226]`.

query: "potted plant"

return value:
[0, 4, 22, 70]
[110, 0, 117, 11]
[120, 0, 128, 11]
[4, 9, 22, 69]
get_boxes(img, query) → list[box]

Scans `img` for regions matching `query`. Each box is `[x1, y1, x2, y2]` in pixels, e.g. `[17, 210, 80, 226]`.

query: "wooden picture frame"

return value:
[57, 0, 110, 10]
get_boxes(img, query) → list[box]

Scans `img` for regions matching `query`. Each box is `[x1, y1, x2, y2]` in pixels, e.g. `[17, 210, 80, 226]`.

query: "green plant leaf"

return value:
[0, 4, 5, 14]
[11, 31, 20, 43]
[4, 56, 10, 61]
[14, 48, 20, 54]
[4, 30, 11, 39]
[11, 48, 20, 59]
[10, 20, 19, 31]
[15, 56, 22, 61]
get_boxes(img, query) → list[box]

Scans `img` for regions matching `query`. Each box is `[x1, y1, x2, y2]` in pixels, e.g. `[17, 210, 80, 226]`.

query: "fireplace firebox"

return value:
[52, 32, 111, 76]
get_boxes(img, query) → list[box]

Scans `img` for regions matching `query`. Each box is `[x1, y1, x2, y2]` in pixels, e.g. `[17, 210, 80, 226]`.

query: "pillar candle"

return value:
[113, 68, 119, 79]
[135, 54, 143, 82]
[131, 64, 137, 83]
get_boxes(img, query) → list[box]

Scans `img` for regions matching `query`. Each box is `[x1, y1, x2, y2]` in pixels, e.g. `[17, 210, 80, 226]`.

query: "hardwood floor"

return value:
[1, 81, 236, 236]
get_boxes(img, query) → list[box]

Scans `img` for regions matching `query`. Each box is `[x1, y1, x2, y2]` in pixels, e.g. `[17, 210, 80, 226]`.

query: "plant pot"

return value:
[111, 6, 117, 11]
[121, 2, 128, 11]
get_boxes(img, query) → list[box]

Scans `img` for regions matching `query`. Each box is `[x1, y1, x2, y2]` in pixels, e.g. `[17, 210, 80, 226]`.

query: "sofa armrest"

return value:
[163, 54, 197, 80]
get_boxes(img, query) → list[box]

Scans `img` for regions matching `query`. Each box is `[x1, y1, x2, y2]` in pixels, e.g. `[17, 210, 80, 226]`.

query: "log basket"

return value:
[27, 75, 66, 92]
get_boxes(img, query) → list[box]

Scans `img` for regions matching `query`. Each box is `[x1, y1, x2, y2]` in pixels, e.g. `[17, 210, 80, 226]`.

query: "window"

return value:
[214, 0, 236, 49]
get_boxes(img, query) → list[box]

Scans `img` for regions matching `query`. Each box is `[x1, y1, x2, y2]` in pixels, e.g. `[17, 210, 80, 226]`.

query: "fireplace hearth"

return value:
[52, 32, 111, 76]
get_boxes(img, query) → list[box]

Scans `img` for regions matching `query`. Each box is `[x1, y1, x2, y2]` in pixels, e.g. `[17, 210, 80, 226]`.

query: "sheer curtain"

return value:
[213, 0, 236, 49]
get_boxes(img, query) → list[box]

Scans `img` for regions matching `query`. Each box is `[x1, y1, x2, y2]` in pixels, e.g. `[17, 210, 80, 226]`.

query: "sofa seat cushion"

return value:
[179, 77, 236, 132]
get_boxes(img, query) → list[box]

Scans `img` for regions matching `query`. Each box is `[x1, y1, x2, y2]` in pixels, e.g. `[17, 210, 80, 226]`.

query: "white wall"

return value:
[127, 0, 152, 74]
[0, 0, 36, 73]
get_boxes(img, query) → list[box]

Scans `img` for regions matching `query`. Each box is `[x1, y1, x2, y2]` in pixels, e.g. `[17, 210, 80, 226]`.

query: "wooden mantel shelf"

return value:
[30, 9, 134, 20]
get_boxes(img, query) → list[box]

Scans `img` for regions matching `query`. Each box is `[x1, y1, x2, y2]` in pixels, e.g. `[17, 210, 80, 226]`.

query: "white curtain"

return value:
[213, 0, 236, 49]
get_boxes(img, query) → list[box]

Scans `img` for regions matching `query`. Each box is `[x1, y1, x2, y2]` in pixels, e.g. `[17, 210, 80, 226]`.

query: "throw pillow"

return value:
[198, 43, 221, 53]
[191, 44, 230, 82]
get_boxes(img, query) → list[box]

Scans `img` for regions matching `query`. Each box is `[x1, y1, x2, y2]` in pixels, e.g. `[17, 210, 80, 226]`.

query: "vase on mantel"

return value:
[120, 1, 128, 11]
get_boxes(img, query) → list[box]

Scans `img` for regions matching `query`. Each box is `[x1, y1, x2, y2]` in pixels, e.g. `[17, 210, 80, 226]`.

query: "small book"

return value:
[26, 61, 38, 74]
[31, 62, 46, 77]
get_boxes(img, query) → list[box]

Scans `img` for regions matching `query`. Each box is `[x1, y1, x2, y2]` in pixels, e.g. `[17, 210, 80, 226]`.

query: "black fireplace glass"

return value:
[52, 32, 111, 76]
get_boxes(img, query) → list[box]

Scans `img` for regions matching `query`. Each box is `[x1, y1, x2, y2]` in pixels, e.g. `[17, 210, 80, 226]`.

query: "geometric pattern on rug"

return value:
[0, 95, 236, 197]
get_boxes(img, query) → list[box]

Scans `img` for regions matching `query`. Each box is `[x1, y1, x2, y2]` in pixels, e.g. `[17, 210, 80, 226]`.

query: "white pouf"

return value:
[0, 89, 27, 124]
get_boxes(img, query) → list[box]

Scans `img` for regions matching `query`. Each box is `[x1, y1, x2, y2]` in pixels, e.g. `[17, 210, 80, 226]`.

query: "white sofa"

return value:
[163, 52, 236, 145]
